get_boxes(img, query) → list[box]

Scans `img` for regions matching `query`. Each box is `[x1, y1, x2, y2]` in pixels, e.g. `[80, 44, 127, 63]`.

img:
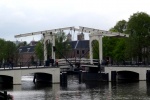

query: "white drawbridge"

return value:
[15, 26, 129, 64]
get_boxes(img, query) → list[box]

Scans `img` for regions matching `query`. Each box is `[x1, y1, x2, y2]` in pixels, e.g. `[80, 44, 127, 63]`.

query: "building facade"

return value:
[18, 33, 89, 65]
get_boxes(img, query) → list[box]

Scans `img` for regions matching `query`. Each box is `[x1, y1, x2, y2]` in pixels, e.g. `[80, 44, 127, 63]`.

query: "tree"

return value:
[35, 31, 70, 60]
[110, 20, 127, 33]
[92, 40, 99, 59]
[18, 41, 27, 47]
[103, 20, 127, 63]
[126, 12, 150, 63]
[0, 39, 6, 62]
[0, 39, 17, 65]
[4, 41, 17, 59]
[35, 40, 44, 61]
[55, 31, 70, 58]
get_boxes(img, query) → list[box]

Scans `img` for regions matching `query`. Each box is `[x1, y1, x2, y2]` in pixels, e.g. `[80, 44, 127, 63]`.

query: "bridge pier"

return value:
[146, 70, 150, 82]
[105, 67, 150, 82]
[111, 71, 117, 82]
[13, 71, 22, 85]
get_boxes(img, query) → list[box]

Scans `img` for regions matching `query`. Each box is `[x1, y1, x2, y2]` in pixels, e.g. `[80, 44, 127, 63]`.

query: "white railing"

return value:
[57, 58, 99, 66]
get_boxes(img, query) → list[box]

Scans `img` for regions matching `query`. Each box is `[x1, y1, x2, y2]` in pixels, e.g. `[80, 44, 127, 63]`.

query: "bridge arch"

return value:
[43, 32, 55, 62]
[33, 72, 52, 83]
[21, 71, 53, 84]
[91, 40, 99, 59]
[89, 34, 102, 64]
[117, 70, 139, 81]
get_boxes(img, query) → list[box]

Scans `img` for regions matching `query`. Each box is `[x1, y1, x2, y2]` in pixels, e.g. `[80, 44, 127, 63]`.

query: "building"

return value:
[67, 40, 89, 58]
[18, 33, 89, 65]
[18, 40, 38, 66]
[67, 33, 72, 41]
[77, 33, 84, 40]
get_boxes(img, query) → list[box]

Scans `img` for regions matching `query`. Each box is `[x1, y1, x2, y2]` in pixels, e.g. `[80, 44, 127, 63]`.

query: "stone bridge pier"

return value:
[104, 66, 150, 82]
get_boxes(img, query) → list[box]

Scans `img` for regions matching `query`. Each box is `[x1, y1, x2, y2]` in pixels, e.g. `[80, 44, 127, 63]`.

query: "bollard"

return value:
[60, 72, 62, 85]
[60, 72, 67, 87]
[33, 73, 36, 83]
[63, 72, 67, 84]
[146, 70, 150, 82]
[78, 70, 82, 84]
[4, 91, 7, 100]
[106, 73, 109, 82]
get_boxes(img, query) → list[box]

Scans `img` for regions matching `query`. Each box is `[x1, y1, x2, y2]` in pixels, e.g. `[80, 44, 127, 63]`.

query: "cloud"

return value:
[0, 0, 150, 42]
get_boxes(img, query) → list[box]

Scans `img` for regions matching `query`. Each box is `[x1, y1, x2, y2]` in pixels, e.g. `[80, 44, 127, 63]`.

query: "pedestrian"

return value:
[49, 57, 54, 66]
[55, 59, 58, 67]
[8, 58, 13, 69]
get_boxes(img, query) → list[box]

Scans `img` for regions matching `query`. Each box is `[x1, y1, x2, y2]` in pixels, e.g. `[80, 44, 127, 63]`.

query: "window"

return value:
[19, 49, 22, 53]
[82, 50, 84, 54]
[27, 48, 30, 52]
[77, 50, 79, 54]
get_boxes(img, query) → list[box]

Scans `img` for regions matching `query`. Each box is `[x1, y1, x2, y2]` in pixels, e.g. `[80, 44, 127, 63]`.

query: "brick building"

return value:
[18, 33, 89, 65]
[18, 41, 38, 66]
[66, 40, 89, 58]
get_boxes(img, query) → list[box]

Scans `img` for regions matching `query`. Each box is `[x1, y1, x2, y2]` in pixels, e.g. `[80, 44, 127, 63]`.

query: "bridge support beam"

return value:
[89, 35, 103, 64]
[105, 67, 150, 81]
[146, 70, 150, 82]
[52, 68, 60, 83]
[111, 71, 117, 82]
[13, 71, 22, 85]
[43, 32, 56, 63]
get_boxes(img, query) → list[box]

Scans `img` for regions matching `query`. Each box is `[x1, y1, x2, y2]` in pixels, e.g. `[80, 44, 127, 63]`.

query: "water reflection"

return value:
[147, 82, 150, 96]
[1, 75, 150, 100]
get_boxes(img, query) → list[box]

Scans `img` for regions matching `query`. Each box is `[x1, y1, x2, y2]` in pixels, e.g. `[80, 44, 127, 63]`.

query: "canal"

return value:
[1, 75, 150, 100]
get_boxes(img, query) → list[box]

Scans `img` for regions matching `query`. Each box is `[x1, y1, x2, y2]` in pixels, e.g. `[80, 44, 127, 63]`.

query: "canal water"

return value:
[1, 75, 150, 100]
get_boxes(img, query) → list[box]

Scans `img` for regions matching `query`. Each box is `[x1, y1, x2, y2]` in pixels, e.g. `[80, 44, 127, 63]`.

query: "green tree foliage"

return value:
[55, 32, 70, 58]
[103, 20, 127, 62]
[35, 40, 44, 61]
[0, 39, 6, 62]
[0, 39, 17, 63]
[103, 37, 119, 60]
[126, 12, 150, 63]
[18, 41, 27, 47]
[35, 31, 70, 60]
[112, 38, 126, 61]
[5, 41, 17, 59]
[92, 40, 99, 59]
[110, 20, 127, 33]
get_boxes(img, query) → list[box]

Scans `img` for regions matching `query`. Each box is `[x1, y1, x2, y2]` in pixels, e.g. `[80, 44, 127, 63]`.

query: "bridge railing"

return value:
[103, 61, 150, 67]
[57, 58, 99, 65]
[0, 60, 56, 70]
[3, 58, 150, 70]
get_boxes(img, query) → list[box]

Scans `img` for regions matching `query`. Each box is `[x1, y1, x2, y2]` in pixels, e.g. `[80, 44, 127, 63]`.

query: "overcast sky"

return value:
[0, 0, 150, 42]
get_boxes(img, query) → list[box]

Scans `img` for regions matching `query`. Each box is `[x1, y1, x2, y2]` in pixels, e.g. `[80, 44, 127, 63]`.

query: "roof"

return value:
[18, 46, 35, 53]
[18, 40, 89, 53]
[69, 40, 89, 49]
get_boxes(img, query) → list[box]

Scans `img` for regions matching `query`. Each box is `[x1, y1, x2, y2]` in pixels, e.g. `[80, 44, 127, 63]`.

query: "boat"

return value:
[0, 91, 13, 100]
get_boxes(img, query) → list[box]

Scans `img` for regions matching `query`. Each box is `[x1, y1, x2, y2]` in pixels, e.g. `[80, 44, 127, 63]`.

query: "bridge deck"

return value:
[0, 66, 58, 71]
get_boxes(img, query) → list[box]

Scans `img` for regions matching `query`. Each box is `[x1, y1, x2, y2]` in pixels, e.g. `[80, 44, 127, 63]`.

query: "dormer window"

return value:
[27, 48, 30, 52]
[82, 50, 84, 54]
[19, 49, 22, 53]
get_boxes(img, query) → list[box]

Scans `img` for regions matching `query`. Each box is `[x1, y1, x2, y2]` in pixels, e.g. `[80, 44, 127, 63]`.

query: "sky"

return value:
[0, 0, 150, 42]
